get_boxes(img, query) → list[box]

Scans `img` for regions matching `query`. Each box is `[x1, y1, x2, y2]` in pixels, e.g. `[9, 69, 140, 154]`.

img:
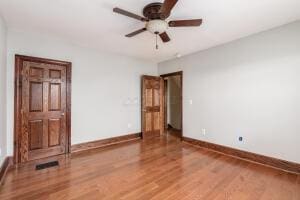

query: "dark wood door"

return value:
[15, 55, 71, 163]
[142, 75, 164, 138]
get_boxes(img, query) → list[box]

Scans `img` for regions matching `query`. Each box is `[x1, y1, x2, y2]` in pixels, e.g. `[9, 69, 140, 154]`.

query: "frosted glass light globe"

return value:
[146, 20, 168, 34]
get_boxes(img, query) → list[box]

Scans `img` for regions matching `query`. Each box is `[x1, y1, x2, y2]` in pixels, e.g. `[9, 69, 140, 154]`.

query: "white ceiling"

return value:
[0, 0, 299, 63]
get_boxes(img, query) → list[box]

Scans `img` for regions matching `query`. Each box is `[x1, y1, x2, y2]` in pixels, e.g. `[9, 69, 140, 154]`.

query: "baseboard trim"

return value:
[0, 156, 13, 185]
[71, 132, 142, 153]
[183, 137, 300, 174]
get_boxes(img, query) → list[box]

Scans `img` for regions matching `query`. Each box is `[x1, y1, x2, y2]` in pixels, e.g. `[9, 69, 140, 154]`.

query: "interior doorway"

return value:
[161, 71, 183, 139]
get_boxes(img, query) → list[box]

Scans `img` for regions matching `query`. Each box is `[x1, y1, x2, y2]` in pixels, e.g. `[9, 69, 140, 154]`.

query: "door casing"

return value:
[14, 55, 72, 164]
[160, 71, 183, 139]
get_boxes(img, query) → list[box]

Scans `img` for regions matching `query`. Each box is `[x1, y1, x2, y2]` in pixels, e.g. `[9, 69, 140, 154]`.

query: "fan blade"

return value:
[169, 19, 203, 27]
[113, 7, 148, 22]
[159, 32, 171, 43]
[160, 0, 178, 15]
[126, 28, 147, 37]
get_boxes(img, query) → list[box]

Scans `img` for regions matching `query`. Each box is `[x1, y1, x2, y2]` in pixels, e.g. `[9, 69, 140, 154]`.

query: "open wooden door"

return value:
[141, 75, 164, 138]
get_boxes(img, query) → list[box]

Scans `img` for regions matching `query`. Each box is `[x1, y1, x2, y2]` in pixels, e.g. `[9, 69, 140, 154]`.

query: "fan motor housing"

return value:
[143, 2, 170, 20]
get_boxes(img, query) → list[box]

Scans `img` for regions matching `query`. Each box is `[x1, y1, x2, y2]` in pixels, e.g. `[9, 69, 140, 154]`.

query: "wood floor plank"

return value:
[0, 131, 299, 200]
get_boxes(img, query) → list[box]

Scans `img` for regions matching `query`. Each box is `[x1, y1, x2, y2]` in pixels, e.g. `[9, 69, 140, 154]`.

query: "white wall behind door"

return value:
[167, 76, 182, 130]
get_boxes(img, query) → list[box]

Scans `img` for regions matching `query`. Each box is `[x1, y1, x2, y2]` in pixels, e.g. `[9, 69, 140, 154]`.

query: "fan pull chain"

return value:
[155, 33, 158, 50]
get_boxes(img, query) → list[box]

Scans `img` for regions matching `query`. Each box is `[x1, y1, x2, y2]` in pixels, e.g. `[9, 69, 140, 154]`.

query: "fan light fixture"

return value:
[113, 0, 203, 50]
[146, 20, 168, 34]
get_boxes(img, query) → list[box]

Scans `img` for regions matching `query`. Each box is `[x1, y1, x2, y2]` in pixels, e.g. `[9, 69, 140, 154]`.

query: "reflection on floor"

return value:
[0, 134, 299, 200]
[165, 128, 182, 139]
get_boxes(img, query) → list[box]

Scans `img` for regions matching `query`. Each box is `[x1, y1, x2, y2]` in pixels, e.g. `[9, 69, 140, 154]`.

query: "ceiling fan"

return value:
[113, 0, 203, 49]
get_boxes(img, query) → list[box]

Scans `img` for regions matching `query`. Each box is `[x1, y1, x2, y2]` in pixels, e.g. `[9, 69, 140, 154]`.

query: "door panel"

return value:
[49, 83, 61, 111]
[49, 69, 61, 79]
[16, 56, 71, 163]
[142, 76, 164, 138]
[29, 82, 43, 112]
[153, 89, 160, 106]
[145, 89, 152, 107]
[153, 112, 160, 130]
[48, 119, 61, 147]
[29, 120, 43, 150]
[29, 67, 44, 78]
[145, 113, 152, 132]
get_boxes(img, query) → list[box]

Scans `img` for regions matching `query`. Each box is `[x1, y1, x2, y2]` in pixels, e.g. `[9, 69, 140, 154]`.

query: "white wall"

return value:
[167, 76, 181, 130]
[158, 21, 300, 163]
[0, 15, 7, 165]
[6, 29, 157, 155]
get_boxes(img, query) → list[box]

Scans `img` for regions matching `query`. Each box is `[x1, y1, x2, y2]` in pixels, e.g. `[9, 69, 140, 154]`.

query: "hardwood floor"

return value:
[0, 133, 299, 200]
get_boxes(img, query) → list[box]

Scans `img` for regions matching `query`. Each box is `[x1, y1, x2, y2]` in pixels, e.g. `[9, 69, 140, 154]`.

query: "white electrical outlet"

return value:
[0, 148, 2, 157]
[189, 100, 193, 105]
[127, 123, 132, 128]
[202, 128, 206, 135]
